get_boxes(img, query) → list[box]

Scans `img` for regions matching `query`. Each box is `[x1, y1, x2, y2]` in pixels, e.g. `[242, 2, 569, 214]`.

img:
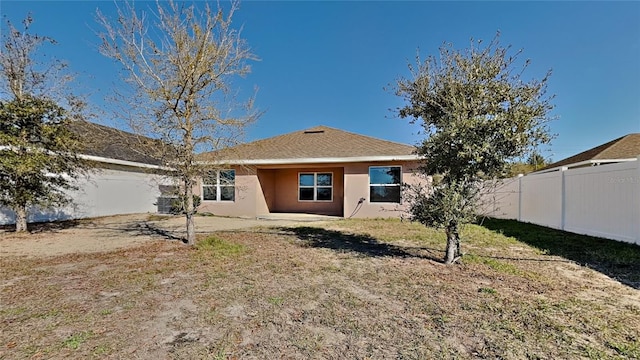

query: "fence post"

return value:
[561, 166, 568, 231]
[636, 156, 640, 245]
[517, 174, 523, 222]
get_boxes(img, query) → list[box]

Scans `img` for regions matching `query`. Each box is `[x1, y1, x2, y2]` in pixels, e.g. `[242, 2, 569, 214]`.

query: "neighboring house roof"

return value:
[69, 121, 165, 167]
[197, 125, 419, 165]
[542, 133, 640, 170]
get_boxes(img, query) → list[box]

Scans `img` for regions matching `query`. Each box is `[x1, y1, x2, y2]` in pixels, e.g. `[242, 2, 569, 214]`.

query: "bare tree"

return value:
[0, 15, 92, 232]
[96, 0, 259, 244]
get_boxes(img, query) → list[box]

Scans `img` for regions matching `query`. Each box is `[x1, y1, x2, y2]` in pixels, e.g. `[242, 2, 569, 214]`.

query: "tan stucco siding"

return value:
[197, 166, 260, 218]
[255, 169, 275, 216]
[195, 160, 425, 219]
[344, 161, 422, 218]
[270, 167, 344, 216]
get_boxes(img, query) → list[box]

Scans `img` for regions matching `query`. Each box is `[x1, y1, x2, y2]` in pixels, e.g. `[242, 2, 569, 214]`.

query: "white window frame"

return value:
[202, 169, 235, 202]
[369, 166, 402, 204]
[298, 172, 333, 202]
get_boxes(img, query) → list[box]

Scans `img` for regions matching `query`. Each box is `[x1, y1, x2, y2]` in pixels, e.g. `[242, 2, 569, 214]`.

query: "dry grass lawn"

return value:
[1, 217, 639, 359]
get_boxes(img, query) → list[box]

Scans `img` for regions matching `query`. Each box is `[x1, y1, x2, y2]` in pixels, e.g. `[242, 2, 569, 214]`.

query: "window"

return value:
[299, 172, 332, 201]
[202, 170, 235, 201]
[369, 166, 401, 203]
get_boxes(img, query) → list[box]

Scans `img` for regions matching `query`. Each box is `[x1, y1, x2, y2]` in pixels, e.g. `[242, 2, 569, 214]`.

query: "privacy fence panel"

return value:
[563, 161, 639, 243]
[520, 171, 563, 230]
[482, 157, 640, 245]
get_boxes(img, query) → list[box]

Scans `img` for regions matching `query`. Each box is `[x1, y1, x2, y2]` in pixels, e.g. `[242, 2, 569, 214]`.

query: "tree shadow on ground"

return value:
[481, 218, 640, 290]
[278, 226, 443, 262]
[0, 219, 81, 233]
[135, 223, 185, 242]
[88, 220, 186, 242]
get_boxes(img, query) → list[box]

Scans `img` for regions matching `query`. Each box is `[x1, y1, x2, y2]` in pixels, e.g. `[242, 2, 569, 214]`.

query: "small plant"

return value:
[196, 236, 245, 258]
[268, 296, 284, 306]
[213, 347, 228, 360]
[434, 314, 450, 326]
[478, 287, 497, 294]
[92, 344, 111, 356]
[62, 331, 92, 350]
[607, 340, 640, 357]
[464, 254, 523, 276]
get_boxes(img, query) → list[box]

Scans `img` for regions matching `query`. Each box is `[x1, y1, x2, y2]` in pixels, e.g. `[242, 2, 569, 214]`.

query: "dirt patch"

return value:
[0, 214, 327, 258]
[0, 214, 153, 257]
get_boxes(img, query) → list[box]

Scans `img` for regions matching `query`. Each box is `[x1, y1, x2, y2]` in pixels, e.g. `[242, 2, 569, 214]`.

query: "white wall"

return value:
[482, 157, 640, 245]
[0, 166, 169, 225]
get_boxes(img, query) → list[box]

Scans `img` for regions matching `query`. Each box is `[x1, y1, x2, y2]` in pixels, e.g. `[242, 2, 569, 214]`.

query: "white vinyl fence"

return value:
[482, 156, 640, 245]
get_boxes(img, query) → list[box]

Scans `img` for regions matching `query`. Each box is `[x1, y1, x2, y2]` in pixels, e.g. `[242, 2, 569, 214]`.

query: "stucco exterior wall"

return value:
[0, 164, 169, 225]
[269, 167, 344, 216]
[344, 161, 422, 218]
[196, 161, 424, 219]
[255, 168, 274, 216]
[197, 166, 262, 218]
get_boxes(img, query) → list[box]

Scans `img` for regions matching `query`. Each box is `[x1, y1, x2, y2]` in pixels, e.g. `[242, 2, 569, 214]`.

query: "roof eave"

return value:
[532, 157, 639, 174]
[198, 154, 421, 165]
[79, 154, 171, 170]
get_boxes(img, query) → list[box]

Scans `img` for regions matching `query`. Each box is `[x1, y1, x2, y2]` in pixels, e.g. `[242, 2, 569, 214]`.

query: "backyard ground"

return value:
[1, 214, 639, 359]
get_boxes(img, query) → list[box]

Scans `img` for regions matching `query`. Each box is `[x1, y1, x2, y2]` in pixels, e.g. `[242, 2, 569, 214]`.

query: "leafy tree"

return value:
[504, 162, 533, 177]
[0, 16, 90, 232]
[504, 151, 550, 177]
[96, 0, 259, 244]
[527, 151, 548, 170]
[396, 34, 554, 264]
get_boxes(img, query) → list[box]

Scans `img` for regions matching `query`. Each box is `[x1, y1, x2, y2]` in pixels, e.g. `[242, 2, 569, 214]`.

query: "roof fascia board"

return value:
[533, 158, 638, 174]
[79, 154, 171, 170]
[198, 154, 421, 166]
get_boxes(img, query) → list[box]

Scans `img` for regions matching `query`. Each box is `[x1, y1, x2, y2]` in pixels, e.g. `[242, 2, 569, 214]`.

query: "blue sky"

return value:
[1, 1, 639, 162]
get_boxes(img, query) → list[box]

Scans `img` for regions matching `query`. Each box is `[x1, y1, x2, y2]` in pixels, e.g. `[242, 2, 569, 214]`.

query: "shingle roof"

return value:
[197, 125, 417, 163]
[544, 133, 640, 169]
[69, 121, 164, 166]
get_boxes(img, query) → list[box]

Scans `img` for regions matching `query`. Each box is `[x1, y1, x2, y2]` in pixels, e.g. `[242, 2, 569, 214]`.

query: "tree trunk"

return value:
[444, 222, 461, 264]
[185, 182, 196, 245]
[15, 205, 28, 232]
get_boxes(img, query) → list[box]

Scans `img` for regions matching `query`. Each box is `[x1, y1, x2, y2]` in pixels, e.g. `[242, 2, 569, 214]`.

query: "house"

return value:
[1, 123, 424, 225]
[195, 126, 423, 218]
[539, 133, 640, 172]
[0, 121, 171, 225]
